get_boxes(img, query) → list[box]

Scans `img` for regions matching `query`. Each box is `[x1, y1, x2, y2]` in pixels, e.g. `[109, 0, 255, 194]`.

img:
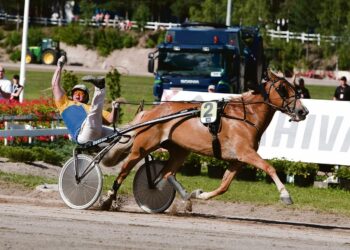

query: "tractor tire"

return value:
[42, 49, 58, 65]
[25, 52, 34, 64]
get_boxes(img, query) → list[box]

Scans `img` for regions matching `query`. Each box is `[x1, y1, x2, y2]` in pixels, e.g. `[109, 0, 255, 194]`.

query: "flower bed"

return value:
[0, 98, 58, 122]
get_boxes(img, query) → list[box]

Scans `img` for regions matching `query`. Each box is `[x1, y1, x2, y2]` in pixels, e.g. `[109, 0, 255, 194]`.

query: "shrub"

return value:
[287, 161, 319, 178]
[202, 156, 229, 179]
[123, 35, 136, 48]
[28, 27, 45, 46]
[94, 28, 124, 56]
[106, 68, 123, 123]
[336, 166, 350, 179]
[267, 158, 290, 173]
[5, 147, 36, 163]
[181, 153, 202, 176]
[61, 70, 79, 96]
[4, 31, 21, 48]
[10, 49, 21, 62]
[56, 24, 88, 46]
[151, 150, 169, 161]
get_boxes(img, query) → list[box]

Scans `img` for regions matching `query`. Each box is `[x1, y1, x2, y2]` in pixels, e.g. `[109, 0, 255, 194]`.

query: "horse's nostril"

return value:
[297, 108, 308, 117]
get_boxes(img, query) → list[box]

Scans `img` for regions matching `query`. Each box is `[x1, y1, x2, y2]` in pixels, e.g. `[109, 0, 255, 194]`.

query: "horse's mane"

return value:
[228, 88, 262, 104]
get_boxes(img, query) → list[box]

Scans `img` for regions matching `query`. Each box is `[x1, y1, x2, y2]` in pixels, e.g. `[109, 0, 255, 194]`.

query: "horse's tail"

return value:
[101, 130, 135, 167]
[101, 111, 147, 167]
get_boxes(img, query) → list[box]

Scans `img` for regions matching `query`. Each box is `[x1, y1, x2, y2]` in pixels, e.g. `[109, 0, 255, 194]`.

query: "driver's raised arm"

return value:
[51, 56, 66, 101]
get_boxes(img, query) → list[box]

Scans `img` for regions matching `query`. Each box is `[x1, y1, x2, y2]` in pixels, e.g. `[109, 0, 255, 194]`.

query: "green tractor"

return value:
[26, 38, 66, 65]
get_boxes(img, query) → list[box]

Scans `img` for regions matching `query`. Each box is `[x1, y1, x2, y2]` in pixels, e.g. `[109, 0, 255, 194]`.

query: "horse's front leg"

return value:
[239, 149, 293, 205]
[192, 161, 243, 200]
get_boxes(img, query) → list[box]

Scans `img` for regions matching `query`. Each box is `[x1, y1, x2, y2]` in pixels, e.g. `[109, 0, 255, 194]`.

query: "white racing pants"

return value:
[77, 87, 114, 144]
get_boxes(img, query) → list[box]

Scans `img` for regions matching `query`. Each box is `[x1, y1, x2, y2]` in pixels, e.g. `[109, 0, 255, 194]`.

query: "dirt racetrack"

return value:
[0, 158, 350, 249]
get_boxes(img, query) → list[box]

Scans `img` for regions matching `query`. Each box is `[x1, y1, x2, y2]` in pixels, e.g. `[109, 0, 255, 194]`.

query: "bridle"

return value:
[260, 77, 302, 119]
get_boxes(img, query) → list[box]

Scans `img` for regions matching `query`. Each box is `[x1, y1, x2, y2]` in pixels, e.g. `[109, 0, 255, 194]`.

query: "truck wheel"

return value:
[25, 52, 34, 64]
[42, 49, 58, 65]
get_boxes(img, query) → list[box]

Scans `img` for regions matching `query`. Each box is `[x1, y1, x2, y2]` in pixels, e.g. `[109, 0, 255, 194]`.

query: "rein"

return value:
[260, 78, 300, 119]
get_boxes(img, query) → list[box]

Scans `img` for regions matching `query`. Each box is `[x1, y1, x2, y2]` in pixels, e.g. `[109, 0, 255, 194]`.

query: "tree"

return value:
[189, 0, 226, 24]
[231, 0, 269, 26]
[317, 0, 349, 36]
[133, 3, 151, 31]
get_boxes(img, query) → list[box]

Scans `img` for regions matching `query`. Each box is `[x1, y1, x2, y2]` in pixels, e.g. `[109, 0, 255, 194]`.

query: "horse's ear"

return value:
[247, 81, 260, 93]
[291, 74, 297, 87]
[267, 68, 279, 81]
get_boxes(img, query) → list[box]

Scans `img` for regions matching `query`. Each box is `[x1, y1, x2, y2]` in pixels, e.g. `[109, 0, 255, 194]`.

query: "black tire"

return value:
[133, 160, 176, 213]
[42, 49, 58, 65]
[59, 154, 103, 210]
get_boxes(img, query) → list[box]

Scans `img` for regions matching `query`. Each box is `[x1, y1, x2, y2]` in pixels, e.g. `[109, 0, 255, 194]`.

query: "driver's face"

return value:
[72, 90, 86, 103]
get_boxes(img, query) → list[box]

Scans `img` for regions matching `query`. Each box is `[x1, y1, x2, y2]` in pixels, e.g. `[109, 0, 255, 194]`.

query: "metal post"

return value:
[19, 0, 30, 103]
[226, 0, 232, 26]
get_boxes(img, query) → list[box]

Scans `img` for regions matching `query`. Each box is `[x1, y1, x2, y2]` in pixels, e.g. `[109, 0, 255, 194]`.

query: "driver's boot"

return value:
[82, 75, 105, 89]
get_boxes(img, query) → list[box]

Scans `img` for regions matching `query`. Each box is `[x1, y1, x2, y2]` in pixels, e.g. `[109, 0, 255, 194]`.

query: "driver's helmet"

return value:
[71, 84, 89, 104]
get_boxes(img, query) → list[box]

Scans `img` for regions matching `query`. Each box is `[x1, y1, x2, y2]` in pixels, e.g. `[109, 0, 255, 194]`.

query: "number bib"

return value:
[200, 102, 217, 124]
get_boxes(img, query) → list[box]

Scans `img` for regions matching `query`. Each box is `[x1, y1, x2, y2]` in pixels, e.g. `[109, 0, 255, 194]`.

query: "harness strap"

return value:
[208, 100, 226, 159]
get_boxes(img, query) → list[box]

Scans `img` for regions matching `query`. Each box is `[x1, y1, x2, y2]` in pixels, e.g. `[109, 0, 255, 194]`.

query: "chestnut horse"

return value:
[100, 70, 309, 210]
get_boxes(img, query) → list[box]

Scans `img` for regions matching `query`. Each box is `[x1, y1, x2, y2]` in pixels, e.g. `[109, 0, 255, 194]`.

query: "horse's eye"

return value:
[277, 85, 288, 98]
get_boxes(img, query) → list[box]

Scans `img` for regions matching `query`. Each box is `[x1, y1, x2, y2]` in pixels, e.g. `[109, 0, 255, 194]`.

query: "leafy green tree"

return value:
[231, 0, 269, 26]
[317, 0, 349, 36]
[79, 0, 96, 25]
[133, 3, 151, 31]
[189, 0, 226, 23]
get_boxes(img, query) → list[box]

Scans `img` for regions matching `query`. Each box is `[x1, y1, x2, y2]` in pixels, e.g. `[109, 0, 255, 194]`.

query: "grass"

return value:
[0, 170, 56, 188]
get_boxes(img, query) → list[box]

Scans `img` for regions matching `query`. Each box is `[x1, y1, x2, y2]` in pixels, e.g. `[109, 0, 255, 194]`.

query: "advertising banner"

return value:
[163, 90, 350, 165]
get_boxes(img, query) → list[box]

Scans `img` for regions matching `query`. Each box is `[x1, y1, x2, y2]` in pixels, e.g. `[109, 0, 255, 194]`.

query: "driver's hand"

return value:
[57, 55, 66, 68]
[112, 101, 120, 109]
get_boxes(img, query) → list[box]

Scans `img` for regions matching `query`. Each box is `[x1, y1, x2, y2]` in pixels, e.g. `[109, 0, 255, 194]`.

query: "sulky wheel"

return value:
[59, 154, 103, 210]
[133, 160, 176, 213]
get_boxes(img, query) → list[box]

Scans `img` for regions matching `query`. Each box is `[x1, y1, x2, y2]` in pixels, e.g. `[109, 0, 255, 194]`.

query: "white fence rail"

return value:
[266, 29, 338, 45]
[0, 115, 68, 146]
[0, 12, 179, 30]
[0, 12, 339, 44]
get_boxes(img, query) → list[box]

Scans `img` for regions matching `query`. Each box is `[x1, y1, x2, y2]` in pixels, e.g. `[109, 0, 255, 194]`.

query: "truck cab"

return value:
[148, 23, 265, 101]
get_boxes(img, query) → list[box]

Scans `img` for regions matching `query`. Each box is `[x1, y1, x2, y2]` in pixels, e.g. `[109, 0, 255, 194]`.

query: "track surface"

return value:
[0, 197, 349, 250]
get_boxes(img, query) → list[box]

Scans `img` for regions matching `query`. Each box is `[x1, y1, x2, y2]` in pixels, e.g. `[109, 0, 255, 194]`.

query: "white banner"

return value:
[163, 90, 350, 165]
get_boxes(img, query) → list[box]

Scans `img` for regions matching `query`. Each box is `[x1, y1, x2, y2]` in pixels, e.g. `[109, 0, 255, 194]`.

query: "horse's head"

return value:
[261, 69, 309, 121]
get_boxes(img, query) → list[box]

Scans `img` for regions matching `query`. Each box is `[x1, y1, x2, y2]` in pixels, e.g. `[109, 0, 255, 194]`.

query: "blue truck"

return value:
[148, 23, 265, 101]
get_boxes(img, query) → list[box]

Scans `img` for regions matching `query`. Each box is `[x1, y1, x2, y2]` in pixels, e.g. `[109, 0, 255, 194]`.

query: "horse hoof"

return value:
[280, 196, 293, 205]
[184, 200, 192, 212]
[190, 189, 203, 199]
[99, 191, 116, 211]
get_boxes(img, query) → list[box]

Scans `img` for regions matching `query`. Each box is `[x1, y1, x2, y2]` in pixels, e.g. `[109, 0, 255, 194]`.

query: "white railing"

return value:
[0, 115, 68, 146]
[0, 12, 178, 30]
[0, 12, 340, 44]
[266, 29, 338, 45]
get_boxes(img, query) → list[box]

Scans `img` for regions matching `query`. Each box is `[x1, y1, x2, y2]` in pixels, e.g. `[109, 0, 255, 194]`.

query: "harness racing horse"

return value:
[101, 70, 309, 210]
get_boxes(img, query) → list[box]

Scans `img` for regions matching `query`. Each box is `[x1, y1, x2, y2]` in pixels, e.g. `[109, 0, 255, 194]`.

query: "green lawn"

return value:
[5, 69, 336, 112]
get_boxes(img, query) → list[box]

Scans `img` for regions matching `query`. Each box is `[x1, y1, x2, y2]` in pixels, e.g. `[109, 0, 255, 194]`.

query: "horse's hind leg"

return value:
[161, 143, 190, 200]
[100, 147, 152, 210]
[192, 161, 244, 200]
